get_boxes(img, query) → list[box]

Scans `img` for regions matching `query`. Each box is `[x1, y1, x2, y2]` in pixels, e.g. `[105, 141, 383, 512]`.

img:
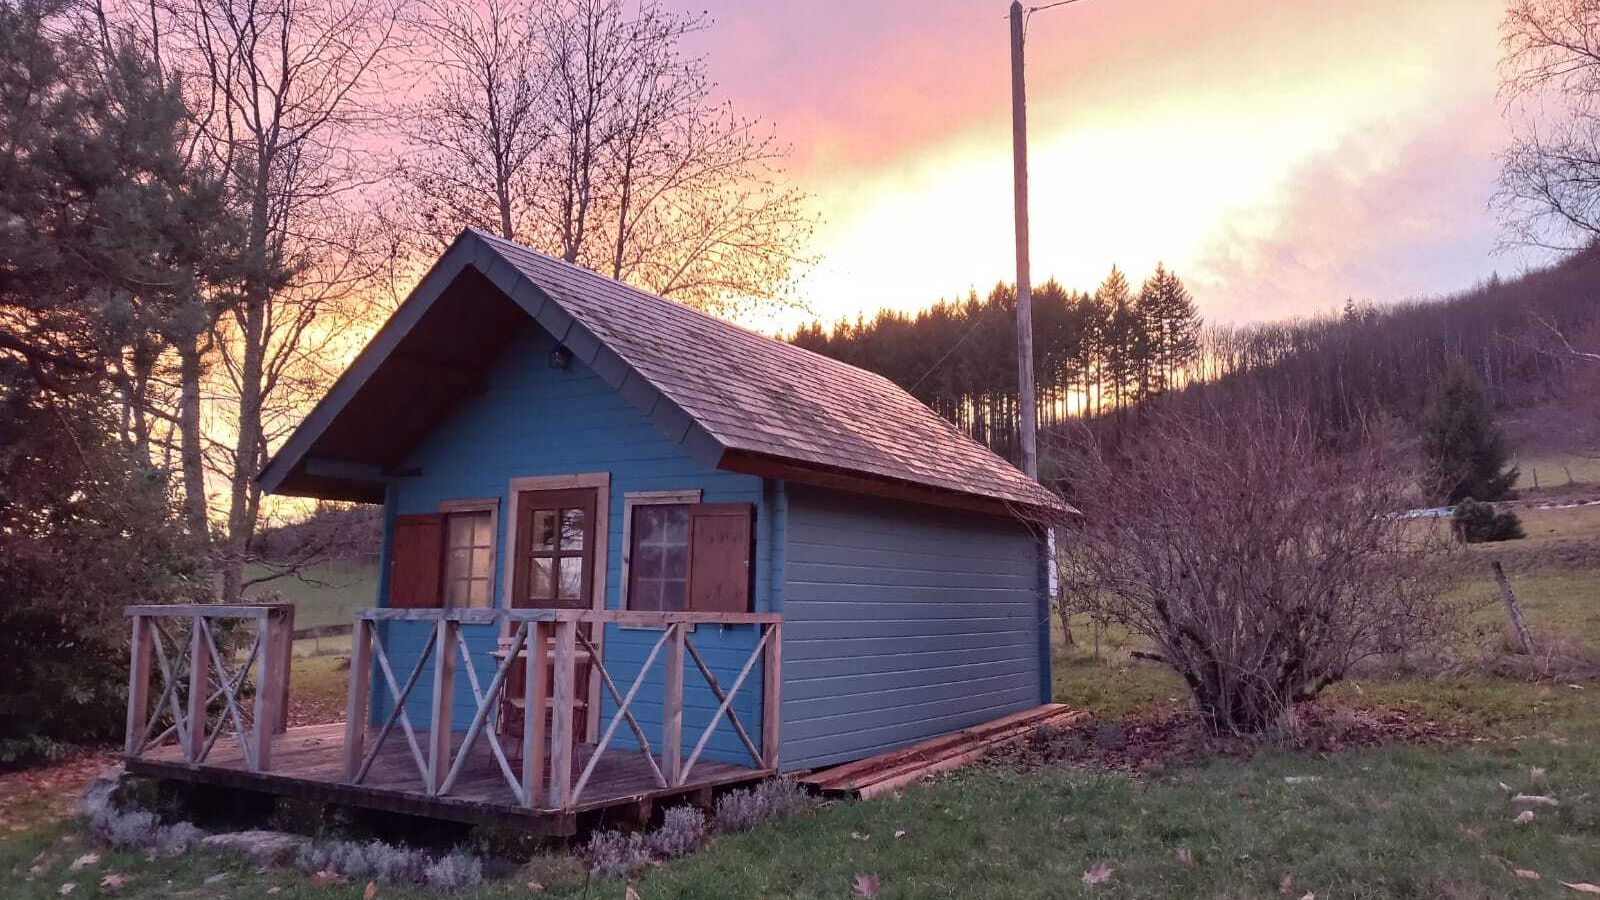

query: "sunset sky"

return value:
[678, 0, 1551, 330]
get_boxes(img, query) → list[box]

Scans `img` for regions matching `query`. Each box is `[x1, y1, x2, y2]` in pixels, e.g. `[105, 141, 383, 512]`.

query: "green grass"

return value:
[8, 713, 1600, 899]
[7, 503, 1600, 898]
[242, 559, 378, 629]
[1520, 453, 1600, 490]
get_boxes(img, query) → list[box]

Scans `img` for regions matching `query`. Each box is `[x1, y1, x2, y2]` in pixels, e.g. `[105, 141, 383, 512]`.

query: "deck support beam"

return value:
[184, 615, 210, 762]
[343, 619, 375, 780]
[663, 623, 685, 786]
[548, 620, 576, 808]
[522, 622, 550, 807]
[125, 616, 153, 757]
[428, 619, 459, 795]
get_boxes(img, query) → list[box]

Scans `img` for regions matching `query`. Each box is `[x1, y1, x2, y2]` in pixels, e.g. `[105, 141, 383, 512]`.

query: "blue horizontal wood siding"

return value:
[779, 486, 1046, 770]
[374, 321, 767, 765]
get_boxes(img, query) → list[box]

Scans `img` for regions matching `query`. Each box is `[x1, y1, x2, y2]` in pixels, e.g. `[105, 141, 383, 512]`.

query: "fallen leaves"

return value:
[1514, 793, 1560, 806]
[849, 831, 870, 841]
[57, 884, 75, 896]
[1515, 810, 1536, 824]
[363, 879, 379, 899]
[1082, 861, 1114, 886]
[309, 870, 346, 887]
[892, 829, 907, 839]
[1174, 845, 1194, 866]
[67, 853, 98, 871]
[1514, 869, 1542, 881]
[852, 873, 881, 898]
[526, 880, 545, 891]
[1562, 883, 1600, 895]
[624, 886, 641, 900]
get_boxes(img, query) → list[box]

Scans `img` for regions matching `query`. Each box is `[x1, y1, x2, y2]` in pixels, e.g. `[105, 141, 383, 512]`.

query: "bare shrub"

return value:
[713, 777, 813, 832]
[424, 849, 484, 892]
[1049, 401, 1456, 733]
[294, 839, 453, 886]
[646, 806, 707, 859]
[582, 829, 651, 879]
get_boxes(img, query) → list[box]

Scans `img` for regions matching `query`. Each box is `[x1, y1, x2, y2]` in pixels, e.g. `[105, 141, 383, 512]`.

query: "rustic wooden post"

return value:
[184, 614, 210, 762]
[521, 621, 550, 807]
[548, 619, 577, 808]
[761, 621, 782, 770]
[343, 617, 374, 780]
[269, 606, 294, 733]
[1492, 560, 1536, 655]
[124, 615, 153, 757]
[428, 617, 458, 795]
[251, 616, 284, 772]
[662, 622, 685, 786]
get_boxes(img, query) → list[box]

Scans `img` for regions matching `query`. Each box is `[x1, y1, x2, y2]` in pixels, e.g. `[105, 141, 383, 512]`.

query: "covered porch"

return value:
[121, 604, 782, 835]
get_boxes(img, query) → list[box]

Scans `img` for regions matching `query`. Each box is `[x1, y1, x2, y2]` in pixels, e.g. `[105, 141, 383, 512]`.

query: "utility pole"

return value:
[1009, 0, 1039, 480]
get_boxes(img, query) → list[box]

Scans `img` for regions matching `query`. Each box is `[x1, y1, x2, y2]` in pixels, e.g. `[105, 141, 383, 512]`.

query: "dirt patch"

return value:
[0, 750, 114, 834]
[986, 702, 1466, 774]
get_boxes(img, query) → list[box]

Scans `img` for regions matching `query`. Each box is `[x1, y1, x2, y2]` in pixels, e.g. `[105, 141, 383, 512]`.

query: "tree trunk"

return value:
[178, 336, 210, 543]
[221, 171, 272, 605]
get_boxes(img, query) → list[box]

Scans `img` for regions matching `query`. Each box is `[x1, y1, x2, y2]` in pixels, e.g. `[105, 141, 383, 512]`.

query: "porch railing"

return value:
[342, 608, 782, 812]
[123, 604, 295, 771]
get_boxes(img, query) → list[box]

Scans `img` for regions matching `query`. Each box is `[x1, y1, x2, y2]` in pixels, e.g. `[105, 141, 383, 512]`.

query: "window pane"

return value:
[663, 544, 687, 579]
[659, 579, 686, 612]
[662, 506, 689, 543]
[445, 579, 468, 608]
[557, 557, 582, 600]
[534, 510, 557, 552]
[632, 580, 660, 611]
[560, 508, 585, 550]
[529, 557, 553, 599]
[634, 544, 663, 579]
[636, 506, 665, 543]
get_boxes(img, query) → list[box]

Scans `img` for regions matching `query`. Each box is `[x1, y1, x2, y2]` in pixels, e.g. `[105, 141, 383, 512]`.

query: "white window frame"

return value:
[620, 489, 702, 619]
[437, 498, 500, 609]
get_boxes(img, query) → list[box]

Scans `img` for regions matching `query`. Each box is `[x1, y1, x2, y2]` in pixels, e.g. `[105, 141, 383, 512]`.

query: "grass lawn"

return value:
[1520, 453, 1600, 491]
[242, 559, 379, 630]
[6, 515, 1600, 898]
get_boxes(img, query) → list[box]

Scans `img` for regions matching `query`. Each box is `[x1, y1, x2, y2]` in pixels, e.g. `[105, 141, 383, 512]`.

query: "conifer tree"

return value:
[1421, 364, 1519, 504]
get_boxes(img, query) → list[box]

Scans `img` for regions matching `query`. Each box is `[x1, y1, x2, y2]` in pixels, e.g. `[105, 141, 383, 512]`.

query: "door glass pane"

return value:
[534, 510, 558, 551]
[468, 579, 489, 607]
[472, 513, 493, 546]
[557, 557, 583, 600]
[447, 548, 471, 580]
[560, 508, 585, 550]
[529, 557, 553, 599]
[447, 514, 475, 547]
[470, 547, 491, 578]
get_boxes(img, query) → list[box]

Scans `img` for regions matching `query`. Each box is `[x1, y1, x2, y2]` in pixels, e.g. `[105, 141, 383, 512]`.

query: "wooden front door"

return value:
[506, 487, 597, 742]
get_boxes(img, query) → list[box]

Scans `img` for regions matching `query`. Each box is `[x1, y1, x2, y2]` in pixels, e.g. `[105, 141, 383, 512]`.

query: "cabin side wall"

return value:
[374, 321, 768, 764]
[778, 486, 1047, 770]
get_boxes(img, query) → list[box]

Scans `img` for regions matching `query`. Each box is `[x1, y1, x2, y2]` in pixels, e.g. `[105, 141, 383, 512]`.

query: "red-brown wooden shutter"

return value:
[685, 503, 754, 613]
[390, 513, 445, 608]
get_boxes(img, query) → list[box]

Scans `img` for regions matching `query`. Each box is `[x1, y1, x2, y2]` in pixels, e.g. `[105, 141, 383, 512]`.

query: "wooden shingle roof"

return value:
[259, 229, 1065, 517]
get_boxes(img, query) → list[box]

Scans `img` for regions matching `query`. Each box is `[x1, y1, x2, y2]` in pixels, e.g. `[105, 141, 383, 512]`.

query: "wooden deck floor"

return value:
[126, 722, 770, 835]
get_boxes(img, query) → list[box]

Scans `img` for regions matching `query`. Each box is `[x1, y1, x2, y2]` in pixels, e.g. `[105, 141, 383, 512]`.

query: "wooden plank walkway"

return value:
[127, 722, 769, 836]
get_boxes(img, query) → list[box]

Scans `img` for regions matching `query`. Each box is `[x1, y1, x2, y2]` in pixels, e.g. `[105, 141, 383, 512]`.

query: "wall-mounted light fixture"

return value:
[548, 344, 573, 370]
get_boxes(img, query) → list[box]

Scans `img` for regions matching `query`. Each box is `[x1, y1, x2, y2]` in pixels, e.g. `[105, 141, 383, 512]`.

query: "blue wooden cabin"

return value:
[244, 229, 1064, 825]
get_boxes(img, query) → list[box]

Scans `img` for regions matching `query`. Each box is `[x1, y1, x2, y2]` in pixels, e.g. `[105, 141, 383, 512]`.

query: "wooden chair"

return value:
[492, 636, 591, 769]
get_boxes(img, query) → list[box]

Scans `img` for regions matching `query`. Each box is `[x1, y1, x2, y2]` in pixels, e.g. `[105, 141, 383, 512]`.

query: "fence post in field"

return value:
[1491, 560, 1536, 655]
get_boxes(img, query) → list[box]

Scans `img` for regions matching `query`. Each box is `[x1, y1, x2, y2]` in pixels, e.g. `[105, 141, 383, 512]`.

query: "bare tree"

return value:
[1047, 401, 1456, 734]
[393, 0, 813, 317]
[392, 0, 547, 246]
[145, 0, 404, 602]
[1496, 0, 1600, 249]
